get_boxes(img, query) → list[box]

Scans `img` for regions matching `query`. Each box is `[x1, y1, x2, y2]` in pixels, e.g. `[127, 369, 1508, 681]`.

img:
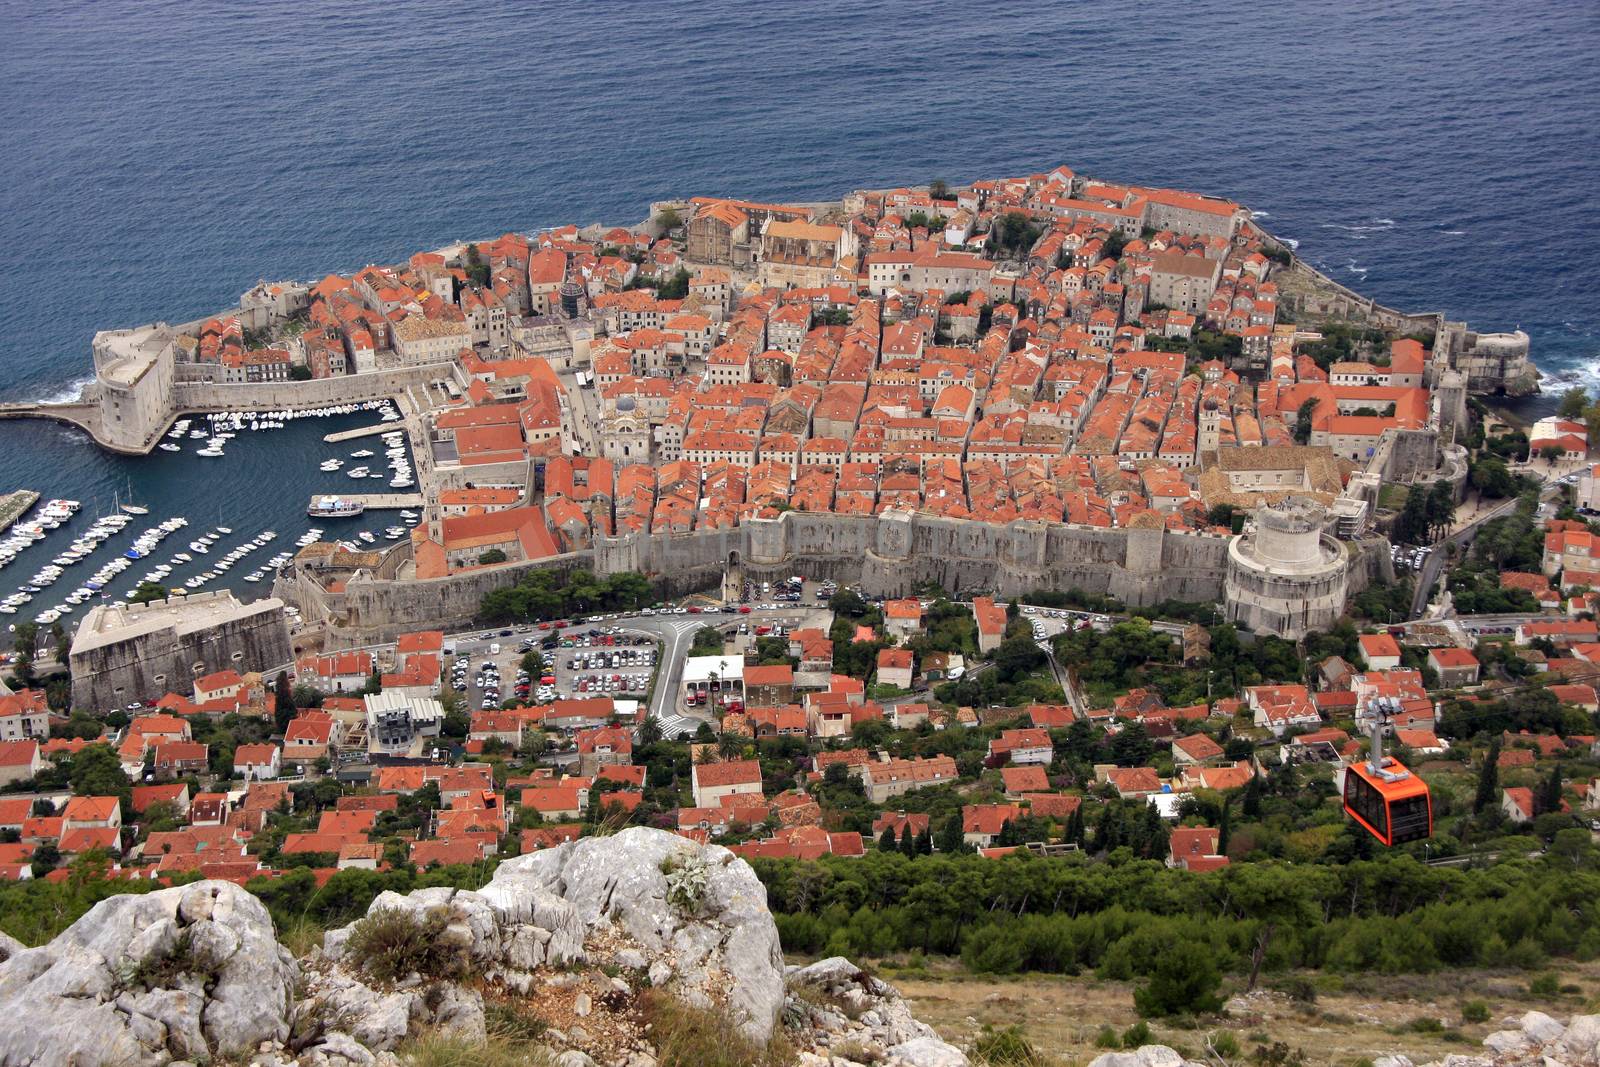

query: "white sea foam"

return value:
[34, 376, 94, 404]
[1280, 237, 1299, 249]
[1251, 210, 1271, 219]
[1440, 229, 1465, 236]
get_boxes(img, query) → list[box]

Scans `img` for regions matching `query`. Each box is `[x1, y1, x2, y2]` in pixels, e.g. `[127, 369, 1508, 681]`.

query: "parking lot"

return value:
[445, 624, 661, 710]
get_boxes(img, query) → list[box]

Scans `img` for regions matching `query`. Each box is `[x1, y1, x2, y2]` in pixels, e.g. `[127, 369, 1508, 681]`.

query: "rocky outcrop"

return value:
[495, 825, 785, 1043]
[0, 880, 297, 1067]
[0, 828, 963, 1067]
[785, 957, 969, 1066]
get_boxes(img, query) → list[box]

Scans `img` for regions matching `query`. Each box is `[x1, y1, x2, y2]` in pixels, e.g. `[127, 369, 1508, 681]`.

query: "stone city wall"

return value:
[295, 511, 1264, 643]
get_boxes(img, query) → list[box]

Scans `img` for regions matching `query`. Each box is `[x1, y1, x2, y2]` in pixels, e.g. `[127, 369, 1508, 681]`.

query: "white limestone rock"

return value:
[0, 879, 296, 1067]
[1557, 1015, 1600, 1061]
[1524, 1012, 1568, 1045]
[887, 1035, 972, 1067]
[1089, 1049, 1197, 1067]
[1485, 1030, 1534, 1055]
[494, 826, 785, 1044]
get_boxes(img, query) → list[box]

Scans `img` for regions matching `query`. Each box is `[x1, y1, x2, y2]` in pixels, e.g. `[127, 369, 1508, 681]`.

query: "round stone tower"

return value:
[1224, 496, 1349, 639]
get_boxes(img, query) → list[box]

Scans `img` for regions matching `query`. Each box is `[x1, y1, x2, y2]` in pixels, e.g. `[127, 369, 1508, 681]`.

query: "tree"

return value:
[1538, 766, 1564, 816]
[1558, 387, 1589, 419]
[462, 243, 490, 287]
[899, 824, 917, 858]
[657, 267, 690, 300]
[1425, 480, 1456, 540]
[655, 206, 682, 231]
[878, 826, 897, 853]
[915, 826, 933, 855]
[1065, 804, 1086, 848]
[1134, 939, 1224, 1017]
[638, 716, 663, 746]
[1217, 799, 1232, 856]
[1469, 455, 1516, 499]
[68, 745, 130, 805]
[122, 580, 168, 606]
[1242, 771, 1263, 819]
[928, 179, 950, 200]
[1540, 445, 1563, 465]
[1294, 398, 1319, 445]
[1473, 740, 1500, 814]
[935, 812, 964, 854]
[274, 672, 295, 732]
[478, 548, 507, 565]
[1394, 485, 1431, 546]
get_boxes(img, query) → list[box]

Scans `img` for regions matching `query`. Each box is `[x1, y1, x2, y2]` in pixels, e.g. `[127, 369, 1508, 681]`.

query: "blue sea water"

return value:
[0, 0, 1596, 597]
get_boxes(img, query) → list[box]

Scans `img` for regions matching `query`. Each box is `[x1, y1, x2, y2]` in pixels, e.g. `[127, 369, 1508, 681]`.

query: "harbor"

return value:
[0, 400, 421, 616]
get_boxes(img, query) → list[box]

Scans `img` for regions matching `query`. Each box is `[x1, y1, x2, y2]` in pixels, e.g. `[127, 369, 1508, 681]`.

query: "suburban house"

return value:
[690, 758, 764, 809]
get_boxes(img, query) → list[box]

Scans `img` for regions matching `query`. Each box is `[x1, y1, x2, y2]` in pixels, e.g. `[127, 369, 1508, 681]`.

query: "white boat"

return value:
[358, 531, 376, 543]
[351, 449, 374, 458]
[188, 542, 208, 554]
[347, 467, 369, 478]
[217, 526, 232, 535]
[320, 460, 343, 471]
[159, 443, 181, 452]
[196, 448, 224, 458]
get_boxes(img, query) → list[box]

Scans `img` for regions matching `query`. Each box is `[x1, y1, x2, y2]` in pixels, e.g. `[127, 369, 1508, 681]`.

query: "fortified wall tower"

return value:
[89, 325, 178, 451]
[1224, 497, 1350, 639]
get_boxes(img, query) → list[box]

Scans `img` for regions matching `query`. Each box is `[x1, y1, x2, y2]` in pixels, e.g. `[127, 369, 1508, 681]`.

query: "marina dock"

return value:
[309, 493, 424, 511]
[0, 490, 40, 534]
[323, 423, 401, 444]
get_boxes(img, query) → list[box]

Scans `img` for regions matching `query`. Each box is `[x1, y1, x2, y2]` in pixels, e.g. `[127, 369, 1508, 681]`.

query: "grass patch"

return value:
[642, 989, 795, 1067]
[278, 915, 326, 959]
[345, 906, 468, 984]
[973, 1024, 1048, 1066]
[395, 1029, 553, 1067]
[483, 1000, 548, 1043]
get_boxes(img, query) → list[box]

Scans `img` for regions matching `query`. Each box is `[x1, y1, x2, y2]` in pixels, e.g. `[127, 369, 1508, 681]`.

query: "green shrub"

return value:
[1405, 1017, 1443, 1034]
[1134, 941, 1223, 1017]
[1209, 1031, 1241, 1060]
[345, 906, 468, 984]
[1095, 1025, 1122, 1049]
[1528, 973, 1561, 998]
[1460, 1000, 1490, 1024]
[1121, 1021, 1151, 1048]
[973, 1024, 1045, 1067]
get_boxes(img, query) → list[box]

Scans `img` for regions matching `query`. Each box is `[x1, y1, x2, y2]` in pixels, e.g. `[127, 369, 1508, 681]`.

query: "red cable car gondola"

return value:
[1342, 700, 1433, 846]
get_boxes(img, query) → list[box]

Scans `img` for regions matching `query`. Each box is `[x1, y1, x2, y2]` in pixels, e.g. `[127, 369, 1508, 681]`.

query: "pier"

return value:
[0, 490, 40, 534]
[310, 493, 424, 511]
[323, 423, 402, 444]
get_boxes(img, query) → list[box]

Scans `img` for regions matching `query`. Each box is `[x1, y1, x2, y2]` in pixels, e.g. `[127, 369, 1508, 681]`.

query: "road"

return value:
[1408, 476, 1566, 619]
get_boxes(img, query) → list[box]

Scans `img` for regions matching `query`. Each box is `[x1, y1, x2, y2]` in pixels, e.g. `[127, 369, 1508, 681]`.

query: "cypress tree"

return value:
[1474, 741, 1500, 814]
[1539, 765, 1563, 816]
[915, 826, 933, 855]
[1066, 804, 1086, 847]
[936, 812, 964, 853]
[879, 826, 898, 852]
[899, 824, 917, 857]
[1242, 772, 1263, 819]
[1217, 799, 1232, 856]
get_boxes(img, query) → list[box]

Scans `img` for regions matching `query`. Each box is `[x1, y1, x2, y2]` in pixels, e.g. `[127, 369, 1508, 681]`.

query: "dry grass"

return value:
[395, 1028, 554, 1067]
[641, 989, 796, 1067]
[881, 961, 1600, 1067]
